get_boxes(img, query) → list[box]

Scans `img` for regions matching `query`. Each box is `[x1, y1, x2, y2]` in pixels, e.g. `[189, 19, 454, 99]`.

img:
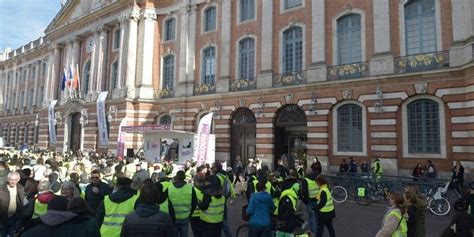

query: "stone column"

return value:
[217, 0, 231, 93]
[185, 5, 197, 95]
[135, 9, 156, 99]
[14, 68, 20, 110]
[51, 45, 62, 100]
[23, 65, 30, 108]
[179, 9, 189, 84]
[72, 37, 82, 70]
[308, 0, 327, 82]
[370, 0, 394, 76]
[176, 6, 194, 97]
[88, 30, 100, 100]
[43, 56, 52, 108]
[95, 27, 109, 93]
[124, 9, 140, 99]
[449, 0, 474, 66]
[117, 16, 127, 90]
[33, 61, 40, 107]
[257, 0, 273, 89]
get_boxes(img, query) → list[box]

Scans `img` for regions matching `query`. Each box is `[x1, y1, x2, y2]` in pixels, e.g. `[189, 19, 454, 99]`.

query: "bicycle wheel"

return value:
[428, 197, 451, 216]
[331, 186, 348, 203]
[236, 223, 249, 237]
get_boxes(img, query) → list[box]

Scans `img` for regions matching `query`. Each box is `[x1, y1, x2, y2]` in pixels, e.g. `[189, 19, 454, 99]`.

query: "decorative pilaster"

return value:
[72, 37, 82, 69]
[23, 65, 30, 108]
[125, 9, 139, 98]
[89, 30, 100, 99]
[96, 27, 109, 92]
[33, 61, 40, 107]
[449, 0, 474, 66]
[308, 0, 326, 82]
[117, 15, 127, 90]
[257, 0, 273, 89]
[370, 0, 394, 76]
[135, 9, 156, 99]
[217, 0, 231, 93]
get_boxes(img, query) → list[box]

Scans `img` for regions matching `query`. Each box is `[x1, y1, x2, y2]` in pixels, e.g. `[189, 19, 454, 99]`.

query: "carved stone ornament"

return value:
[200, 102, 208, 111]
[414, 83, 428, 94]
[341, 89, 352, 100]
[239, 99, 246, 108]
[284, 94, 294, 104]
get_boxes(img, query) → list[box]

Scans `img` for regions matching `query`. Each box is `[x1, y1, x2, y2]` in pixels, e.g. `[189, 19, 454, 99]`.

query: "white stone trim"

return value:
[435, 85, 474, 97]
[249, 102, 281, 109]
[308, 121, 328, 127]
[260, 0, 273, 71]
[332, 8, 367, 65]
[452, 116, 474, 124]
[305, 109, 329, 115]
[298, 97, 337, 106]
[448, 100, 474, 109]
[358, 92, 408, 102]
[200, 3, 219, 34]
[173, 125, 194, 130]
[370, 119, 396, 126]
[402, 95, 447, 159]
[371, 145, 397, 152]
[453, 146, 474, 153]
[279, 22, 306, 73]
[216, 133, 230, 138]
[307, 144, 328, 150]
[371, 132, 397, 138]
[368, 106, 398, 113]
[311, 0, 325, 63]
[215, 124, 229, 129]
[237, 0, 257, 25]
[452, 131, 474, 138]
[256, 123, 273, 128]
[373, 0, 391, 53]
[256, 133, 273, 138]
[234, 34, 258, 80]
[332, 100, 367, 156]
[399, 0, 443, 56]
[256, 144, 273, 149]
[308, 132, 328, 138]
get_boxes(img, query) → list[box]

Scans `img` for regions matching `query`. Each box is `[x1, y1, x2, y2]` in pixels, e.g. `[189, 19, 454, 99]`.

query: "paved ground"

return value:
[221, 195, 451, 237]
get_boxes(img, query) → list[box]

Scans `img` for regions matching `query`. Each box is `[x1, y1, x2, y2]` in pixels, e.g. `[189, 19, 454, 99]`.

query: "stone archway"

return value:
[63, 99, 86, 153]
[231, 108, 256, 168]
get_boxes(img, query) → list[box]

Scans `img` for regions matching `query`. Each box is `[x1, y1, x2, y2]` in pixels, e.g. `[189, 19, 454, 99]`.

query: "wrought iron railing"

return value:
[394, 51, 449, 74]
[327, 61, 369, 81]
[229, 77, 256, 91]
[273, 71, 307, 87]
[193, 81, 216, 96]
[155, 88, 174, 99]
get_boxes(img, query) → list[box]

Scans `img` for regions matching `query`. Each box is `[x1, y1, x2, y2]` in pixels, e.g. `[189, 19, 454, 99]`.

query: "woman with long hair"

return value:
[376, 192, 408, 237]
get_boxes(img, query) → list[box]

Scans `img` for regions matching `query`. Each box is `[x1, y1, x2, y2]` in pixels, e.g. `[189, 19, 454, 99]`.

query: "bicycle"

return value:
[354, 178, 391, 206]
[424, 181, 451, 216]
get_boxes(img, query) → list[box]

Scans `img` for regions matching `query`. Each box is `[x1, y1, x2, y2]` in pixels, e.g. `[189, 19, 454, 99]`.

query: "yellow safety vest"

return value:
[318, 185, 334, 212]
[217, 173, 235, 199]
[100, 194, 138, 237]
[159, 181, 172, 214]
[387, 209, 407, 237]
[252, 180, 272, 195]
[168, 183, 193, 220]
[304, 178, 319, 199]
[200, 196, 225, 224]
[191, 188, 204, 218]
[373, 160, 384, 175]
[32, 200, 48, 218]
[275, 188, 297, 215]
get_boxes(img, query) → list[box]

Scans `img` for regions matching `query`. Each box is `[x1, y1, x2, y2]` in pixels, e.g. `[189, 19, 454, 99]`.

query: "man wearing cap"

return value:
[96, 177, 138, 237]
[168, 170, 197, 237]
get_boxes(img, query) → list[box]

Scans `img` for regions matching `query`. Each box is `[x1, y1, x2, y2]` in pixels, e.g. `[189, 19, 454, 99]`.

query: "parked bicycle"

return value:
[423, 180, 461, 216]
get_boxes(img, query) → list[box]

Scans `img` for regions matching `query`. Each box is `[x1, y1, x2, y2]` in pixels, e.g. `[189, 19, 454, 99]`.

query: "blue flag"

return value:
[61, 68, 67, 91]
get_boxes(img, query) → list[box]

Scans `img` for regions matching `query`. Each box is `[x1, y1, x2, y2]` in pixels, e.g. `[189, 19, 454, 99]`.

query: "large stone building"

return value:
[0, 0, 473, 175]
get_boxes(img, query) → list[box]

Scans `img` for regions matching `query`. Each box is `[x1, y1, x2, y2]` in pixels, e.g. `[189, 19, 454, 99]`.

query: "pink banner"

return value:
[116, 118, 127, 161]
[196, 113, 213, 165]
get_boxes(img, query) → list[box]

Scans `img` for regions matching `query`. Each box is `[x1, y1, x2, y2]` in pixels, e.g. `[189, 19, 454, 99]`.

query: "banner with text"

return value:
[195, 112, 214, 165]
[48, 100, 58, 145]
[97, 91, 109, 146]
[116, 117, 127, 161]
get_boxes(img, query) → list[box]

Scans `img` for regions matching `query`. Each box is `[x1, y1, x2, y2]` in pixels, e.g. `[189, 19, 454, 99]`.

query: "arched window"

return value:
[405, 0, 436, 55]
[337, 104, 363, 152]
[204, 6, 216, 32]
[159, 115, 172, 125]
[82, 61, 91, 96]
[283, 27, 303, 73]
[337, 14, 362, 64]
[238, 38, 255, 79]
[163, 55, 175, 89]
[202, 47, 216, 84]
[164, 18, 176, 41]
[407, 99, 440, 153]
[111, 61, 119, 90]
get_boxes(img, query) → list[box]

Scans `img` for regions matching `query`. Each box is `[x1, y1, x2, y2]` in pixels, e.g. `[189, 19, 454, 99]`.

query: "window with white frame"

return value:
[407, 99, 440, 154]
[202, 47, 216, 84]
[162, 55, 174, 89]
[337, 14, 362, 64]
[204, 6, 216, 32]
[284, 0, 302, 10]
[240, 0, 255, 22]
[164, 18, 176, 41]
[111, 61, 118, 90]
[405, 0, 436, 55]
[283, 26, 303, 73]
[82, 61, 91, 96]
[337, 104, 363, 152]
[238, 38, 255, 79]
[159, 115, 172, 125]
[113, 29, 121, 49]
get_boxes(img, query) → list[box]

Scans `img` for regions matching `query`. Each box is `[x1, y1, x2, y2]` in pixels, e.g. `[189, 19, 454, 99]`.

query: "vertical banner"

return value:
[96, 91, 109, 146]
[195, 113, 213, 165]
[48, 100, 58, 144]
[116, 117, 127, 161]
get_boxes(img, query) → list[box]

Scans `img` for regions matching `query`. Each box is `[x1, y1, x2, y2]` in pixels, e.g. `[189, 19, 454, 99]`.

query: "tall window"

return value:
[337, 104, 363, 152]
[202, 47, 216, 84]
[337, 14, 362, 64]
[159, 115, 172, 125]
[164, 18, 176, 41]
[405, 0, 436, 55]
[283, 27, 303, 73]
[11, 93, 15, 109]
[284, 0, 302, 10]
[42, 62, 47, 76]
[163, 55, 174, 89]
[238, 38, 255, 79]
[204, 7, 216, 32]
[19, 91, 24, 108]
[28, 88, 34, 107]
[113, 29, 121, 49]
[38, 86, 44, 106]
[82, 61, 91, 96]
[31, 67, 36, 80]
[23, 70, 27, 82]
[111, 61, 118, 90]
[407, 99, 440, 153]
[240, 0, 255, 22]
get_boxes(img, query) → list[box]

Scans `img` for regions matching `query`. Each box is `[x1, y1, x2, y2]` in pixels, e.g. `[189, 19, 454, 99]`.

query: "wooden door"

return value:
[70, 113, 82, 153]
[231, 109, 256, 168]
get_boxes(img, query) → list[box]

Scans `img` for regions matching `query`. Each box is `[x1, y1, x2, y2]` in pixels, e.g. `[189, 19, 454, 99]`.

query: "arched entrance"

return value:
[69, 112, 82, 153]
[231, 108, 256, 168]
[274, 104, 307, 169]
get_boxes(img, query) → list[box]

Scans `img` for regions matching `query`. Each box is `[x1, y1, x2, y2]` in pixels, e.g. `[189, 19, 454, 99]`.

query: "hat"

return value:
[47, 196, 68, 211]
[116, 177, 133, 186]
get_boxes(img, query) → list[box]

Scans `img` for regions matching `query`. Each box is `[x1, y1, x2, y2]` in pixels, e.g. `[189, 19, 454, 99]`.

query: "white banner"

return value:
[48, 100, 58, 145]
[97, 91, 109, 146]
[195, 113, 213, 165]
[116, 117, 127, 160]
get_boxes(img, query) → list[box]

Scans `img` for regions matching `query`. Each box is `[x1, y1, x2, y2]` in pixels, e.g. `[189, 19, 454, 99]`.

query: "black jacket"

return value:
[95, 187, 137, 227]
[313, 189, 336, 221]
[85, 181, 112, 216]
[22, 211, 100, 237]
[120, 204, 173, 237]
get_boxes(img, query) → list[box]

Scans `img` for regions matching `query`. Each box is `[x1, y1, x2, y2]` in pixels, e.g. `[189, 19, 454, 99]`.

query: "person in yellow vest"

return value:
[190, 174, 207, 237]
[153, 172, 172, 216]
[301, 172, 320, 235]
[313, 176, 336, 237]
[32, 180, 56, 219]
[372, 158, 384, 181]
[375, 192, 407, 237]
[197, 179, 225, 237]
[168, 171, 197, 237]
[275, 177, 305, 235]
[96, 177, 138, 237]
[212, 162, 234, 237]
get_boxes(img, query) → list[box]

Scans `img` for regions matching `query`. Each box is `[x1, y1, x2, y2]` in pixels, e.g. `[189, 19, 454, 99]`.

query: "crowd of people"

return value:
[0, 148, 473, 237]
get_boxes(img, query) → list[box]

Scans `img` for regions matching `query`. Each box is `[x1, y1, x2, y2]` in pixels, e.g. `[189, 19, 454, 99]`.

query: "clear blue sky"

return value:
[0, 0, 62, 51]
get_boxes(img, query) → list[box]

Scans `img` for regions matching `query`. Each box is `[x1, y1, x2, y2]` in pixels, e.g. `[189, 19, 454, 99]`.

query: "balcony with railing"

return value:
[327, 61, 369, 81]
[394, 51, 449, 74]
[194, 81, 216, 96]
[229, 77, 256, 92]
[273, 71, 307, 88]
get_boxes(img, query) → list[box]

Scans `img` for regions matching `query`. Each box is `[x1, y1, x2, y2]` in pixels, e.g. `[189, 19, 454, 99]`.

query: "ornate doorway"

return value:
[69, 112, 82, 153]
[274, 104, 307, 169]
[231, 108, 256, 168]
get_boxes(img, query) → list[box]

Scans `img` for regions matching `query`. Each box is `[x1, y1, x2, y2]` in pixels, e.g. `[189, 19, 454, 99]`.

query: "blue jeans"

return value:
[172, 218, 189, 237]
[0, 216, 17, 237]
[249, 225, 272, 237]
[306, 201, 318, 234]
